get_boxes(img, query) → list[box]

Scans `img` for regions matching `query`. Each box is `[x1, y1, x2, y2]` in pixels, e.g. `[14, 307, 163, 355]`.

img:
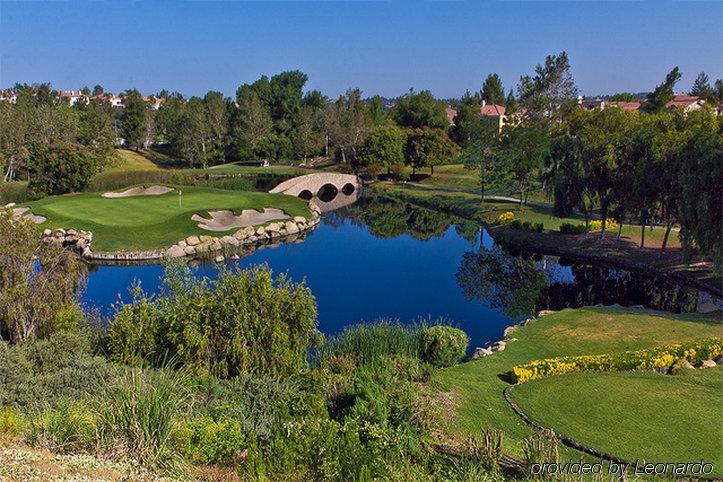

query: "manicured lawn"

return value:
[25, 185, 310, 252]
[509, 368, 723, 474]
[104, 149, 162, 172]
[432, 307, 722, 457]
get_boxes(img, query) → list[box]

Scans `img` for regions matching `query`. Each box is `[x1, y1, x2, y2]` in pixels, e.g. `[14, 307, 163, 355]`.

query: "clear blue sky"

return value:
[1, 1, 721, 99]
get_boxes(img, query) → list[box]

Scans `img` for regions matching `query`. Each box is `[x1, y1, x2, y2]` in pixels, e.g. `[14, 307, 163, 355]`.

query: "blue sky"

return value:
[1, 1, 721, 99]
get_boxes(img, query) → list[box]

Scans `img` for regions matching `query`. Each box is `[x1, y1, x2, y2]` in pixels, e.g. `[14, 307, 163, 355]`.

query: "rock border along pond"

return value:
[40, 201, 322, 264]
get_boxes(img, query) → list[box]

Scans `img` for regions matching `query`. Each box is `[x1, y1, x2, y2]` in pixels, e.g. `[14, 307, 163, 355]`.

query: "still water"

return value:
[82, 195, 705, 348]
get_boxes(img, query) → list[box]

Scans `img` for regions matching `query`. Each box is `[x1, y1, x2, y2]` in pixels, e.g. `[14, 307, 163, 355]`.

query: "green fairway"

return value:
[509, 368, 723, 474]
[432, 307, 722, 457]
[26, 185, 310, 252]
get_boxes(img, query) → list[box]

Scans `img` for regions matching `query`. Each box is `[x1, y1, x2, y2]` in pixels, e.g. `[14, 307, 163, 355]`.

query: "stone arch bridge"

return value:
[269, 173, 360, 200]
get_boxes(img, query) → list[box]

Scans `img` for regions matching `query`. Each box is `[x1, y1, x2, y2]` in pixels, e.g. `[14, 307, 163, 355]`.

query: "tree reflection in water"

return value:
[456, 241, 701, 321]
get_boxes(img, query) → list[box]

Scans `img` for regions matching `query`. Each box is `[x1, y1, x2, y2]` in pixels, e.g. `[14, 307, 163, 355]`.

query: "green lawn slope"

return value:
[432, 306, 722, 459]
[509, 368, 723, 474]
[26, 185, 310, 252]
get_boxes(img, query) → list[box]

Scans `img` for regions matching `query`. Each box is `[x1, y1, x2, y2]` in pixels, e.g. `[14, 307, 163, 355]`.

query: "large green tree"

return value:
[644, 67, 681, 112]
[393, 89, 448, 129]
[517, 51, 578, 123]
[481, 73, 505, 105]
[404, 128, 460, 175]
[356, 126, 406, 174]
[120, 90, 150, 150]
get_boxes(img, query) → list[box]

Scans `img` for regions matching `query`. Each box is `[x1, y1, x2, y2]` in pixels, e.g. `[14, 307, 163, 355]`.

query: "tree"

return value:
[460, 138, 500, 201]
[481, 73, 505, 105]
[450, 92, 497, 147]
[120, 90, 149, 150]
[644, 67, 681, 112]
[404, 128, 460, 175]
[92, 85, 104, 96]
[691, 72, 714, 102]
[505, 89, 518, 114]
[293, 105, 324, 162]
[108, 263, 319, 377]
[28, 143, 100, 196]
[77, 101, 116, 159]
[517, 51, 578, 123]
[392, 89, 448, 129]
[268, 70, 308, 135]
[608, 93, 637, 102]
[356, 126, 406, 175]
[676, 112, 722, 266]
[497, 123, 550, 206]
[203, 91, 228, 153]
[367, 95, 387, 126]
[0, 211, 86, 342]
[227, 87, 273, 161]
[324, 89, 371, 164]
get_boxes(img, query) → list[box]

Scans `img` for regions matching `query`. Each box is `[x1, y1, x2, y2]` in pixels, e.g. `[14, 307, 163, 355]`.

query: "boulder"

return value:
[195, 243, 210, 254]
[714, 354, 723, 365]
[210, 241, 223, 252]
[199, 235, 213, 244]
[284, 221, 300, 235]
[52, 229, 66, 238]
[165, 245, 186, 258]
[178, 240, 187, 248]
[503, 325, 518, 337]
[537, 310, 556, 317]
[82, 247, 92, 258]
[233, 230, 248, 240]
[43, 229, 52, 236]
[4, 202, 16, 208]
[668, 359, 694, 375]
[256, 226, 266, 236]
[471, 347, 493, 359]
[293, 216, 307, 224]
[220, 236, 239, 247]
[491, 341, 506, 352]
[699, 359, 717, 369]
[243, 226, 256, 237]
[186, 235, 201, 246]
[184, 246, 196, 255]
[214, 255, 225, 263]
[265, 222, 282, 233]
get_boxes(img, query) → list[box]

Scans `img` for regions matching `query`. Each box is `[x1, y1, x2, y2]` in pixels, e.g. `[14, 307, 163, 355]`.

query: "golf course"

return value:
[24, 185, 311, 252]
[432, 306, 723, 473]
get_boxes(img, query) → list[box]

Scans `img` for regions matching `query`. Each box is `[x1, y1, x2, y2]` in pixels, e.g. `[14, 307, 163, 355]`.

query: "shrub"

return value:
[185, 416, 248, 466]
[419, 326, 469, 367]
[95, 368, 189, 471]
[496, 211, 515, 225]
[521, 221, 532, 231]
[510, 337, 723, 383]
[509, 219, 522, 230]
[533, 222, 544, 233]
[523, 429, 560, 478]
[465, 427, 504, 472]
[108, 263, 319, 377]
[0, 332, 116, 411]
[589, 218, 619, 231]
[315, 320, 422, 368]
[0, 406, 25, 437]
[0, 182, 31, 204]
[27, 402, 96, 453]
[559, 223, 586, 235]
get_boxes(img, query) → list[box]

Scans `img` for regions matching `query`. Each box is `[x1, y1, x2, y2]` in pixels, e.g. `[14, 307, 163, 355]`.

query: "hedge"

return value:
[510, 338, 722, 383]
[559, 223, 586, 235]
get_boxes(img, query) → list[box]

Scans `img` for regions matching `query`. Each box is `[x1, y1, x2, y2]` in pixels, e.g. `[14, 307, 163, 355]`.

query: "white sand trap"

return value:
[192, 208, 289, 232]
[102, 185, 173, 198]
[10, 207, 46, 224]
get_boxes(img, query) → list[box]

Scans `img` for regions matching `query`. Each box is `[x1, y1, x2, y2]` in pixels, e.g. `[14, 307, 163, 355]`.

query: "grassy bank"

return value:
[25, 185, 310, 252]
[432, 306, 722, 461]
[509, 368, 722, 471]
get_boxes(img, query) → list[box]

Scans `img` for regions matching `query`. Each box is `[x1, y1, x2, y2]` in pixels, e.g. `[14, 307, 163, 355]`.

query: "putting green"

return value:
[25, 185, 310, 252]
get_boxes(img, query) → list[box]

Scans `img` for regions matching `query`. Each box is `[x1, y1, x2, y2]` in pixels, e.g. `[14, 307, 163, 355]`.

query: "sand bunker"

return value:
[192, 208, 289, 232]
[10, 207, 46, 224]
[102, 185, 173, 198]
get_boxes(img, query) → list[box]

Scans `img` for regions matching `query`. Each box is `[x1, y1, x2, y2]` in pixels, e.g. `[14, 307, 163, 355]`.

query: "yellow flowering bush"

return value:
[510, 338, 722, 383]
[589, 219, 619, 231]
[496, 212, 515, 225]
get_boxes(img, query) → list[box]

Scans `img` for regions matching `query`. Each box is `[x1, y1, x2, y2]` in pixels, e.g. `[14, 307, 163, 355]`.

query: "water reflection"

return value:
[456, 241, 703, 321]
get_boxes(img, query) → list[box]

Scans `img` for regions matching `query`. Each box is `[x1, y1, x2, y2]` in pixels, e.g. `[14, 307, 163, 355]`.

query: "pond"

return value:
[82, 194, 710, 349]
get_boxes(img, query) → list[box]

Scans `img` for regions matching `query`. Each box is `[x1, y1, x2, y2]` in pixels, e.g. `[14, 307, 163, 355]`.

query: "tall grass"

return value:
[95, 367, 190, 472]
[87, 170, 198, 192]
[314, 319, 424, 367]
[0, 181, 31, 204]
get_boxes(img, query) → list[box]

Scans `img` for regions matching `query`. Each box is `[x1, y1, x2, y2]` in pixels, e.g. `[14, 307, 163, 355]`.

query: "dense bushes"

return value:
[0, 332, 114, 411]
[316, 320, 469, 369]
[559, 222, 586, 235]
[420, 325, 469, 367]
[27, 143, 103, 196]
[511, 337, 722, 383]
[108, 263, 319, 377]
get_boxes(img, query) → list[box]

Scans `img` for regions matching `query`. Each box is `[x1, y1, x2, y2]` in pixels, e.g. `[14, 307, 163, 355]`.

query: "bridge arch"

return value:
[270, 173, 361, 199]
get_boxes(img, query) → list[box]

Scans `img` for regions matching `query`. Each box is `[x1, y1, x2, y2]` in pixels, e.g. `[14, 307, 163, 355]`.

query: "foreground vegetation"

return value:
[25, 185, 310, 251]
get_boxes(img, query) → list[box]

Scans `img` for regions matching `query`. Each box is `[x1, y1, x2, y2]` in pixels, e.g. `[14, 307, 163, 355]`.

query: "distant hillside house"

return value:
[0, 90, 18, 104]
[666, 93, 705, 113]
[58, 90, 89, 106]
[445, 100, 508, 132]
[143, 96, 164, 110]
[91, 93, 124, 108]
[579, 97, 641, 112]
